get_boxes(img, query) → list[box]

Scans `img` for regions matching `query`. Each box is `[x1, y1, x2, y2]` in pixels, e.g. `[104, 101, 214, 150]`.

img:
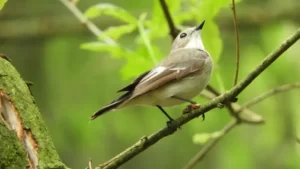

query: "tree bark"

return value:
[0, 55, 68, 169]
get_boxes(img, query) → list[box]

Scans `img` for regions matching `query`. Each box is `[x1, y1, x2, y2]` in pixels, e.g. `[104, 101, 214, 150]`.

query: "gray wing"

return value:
[129, 48, 210, 99]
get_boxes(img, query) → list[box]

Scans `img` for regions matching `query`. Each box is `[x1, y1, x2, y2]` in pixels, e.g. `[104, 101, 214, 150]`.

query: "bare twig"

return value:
[183, 120, 238, 169]
[182, 82, 300, 169]
[238, 82, 300, 113]
[59, 0, 116, 45]
[231, 0, 240, 86]
[206, 84, 240, 120]
[205, 85, 220, 96]
[159, 0, 180, 39]
[98, 29, 300, 169]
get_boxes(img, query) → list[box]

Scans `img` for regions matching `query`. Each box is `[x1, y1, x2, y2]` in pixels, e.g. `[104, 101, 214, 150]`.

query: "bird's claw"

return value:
[183, 103, 201, 114]
[166, 120, 181, 130]
[217, 103, 224, 109]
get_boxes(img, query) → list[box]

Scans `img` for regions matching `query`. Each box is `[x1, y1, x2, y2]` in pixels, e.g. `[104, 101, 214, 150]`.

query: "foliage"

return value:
[0, 0, 7, 11]
[81, 0, 237, 80]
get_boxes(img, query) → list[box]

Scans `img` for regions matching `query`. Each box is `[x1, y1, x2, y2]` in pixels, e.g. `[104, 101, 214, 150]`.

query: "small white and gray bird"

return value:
[91, 20, 213, 122]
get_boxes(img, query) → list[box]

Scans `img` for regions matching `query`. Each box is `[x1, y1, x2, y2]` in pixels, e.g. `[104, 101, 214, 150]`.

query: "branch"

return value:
[182, 82, 300, 169]
[0, 56, 67, 168]
[98, 29, 300, 169]
[231, 0, 240, 86]
[238, 82, 300, 113]
[181, 82, 300, 169]
[59, 0, 116, 45]
[183, 120, 238, 169]
[159, 0, 180, 39]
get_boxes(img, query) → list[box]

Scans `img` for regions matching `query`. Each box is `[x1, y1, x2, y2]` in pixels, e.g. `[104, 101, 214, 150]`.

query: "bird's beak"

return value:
[195, 20, 205, 31]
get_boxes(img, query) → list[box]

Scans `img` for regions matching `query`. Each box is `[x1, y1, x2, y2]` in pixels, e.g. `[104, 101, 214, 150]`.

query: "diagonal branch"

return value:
[231, 0, 240, 86]
[159, 0, 180, 39]
[238, 82, 300, 113]
[59, 0, 116, 45]
[182, 82, 300, 169]
[99, 28, 300, 169]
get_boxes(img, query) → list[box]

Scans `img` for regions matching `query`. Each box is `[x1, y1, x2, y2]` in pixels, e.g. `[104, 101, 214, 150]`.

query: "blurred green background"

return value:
[1, 0, 300, 168]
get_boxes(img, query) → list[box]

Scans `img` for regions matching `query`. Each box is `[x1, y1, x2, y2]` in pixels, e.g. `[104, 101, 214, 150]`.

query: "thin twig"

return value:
[183, 120, 238, 169]
[205, 85, 220, 96]
[99, 29, 300, 169]
[182, 83, 300, 169]
[206, 85, 240, 120]
[231, 0, 240, 86]
[59, 0, 116, 45]
[159, 0, 180, 39]
[238, 82, 300, 113]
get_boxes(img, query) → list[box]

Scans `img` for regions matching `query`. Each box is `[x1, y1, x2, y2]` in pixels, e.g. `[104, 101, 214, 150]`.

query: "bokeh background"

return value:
[1, 0, 300, 168]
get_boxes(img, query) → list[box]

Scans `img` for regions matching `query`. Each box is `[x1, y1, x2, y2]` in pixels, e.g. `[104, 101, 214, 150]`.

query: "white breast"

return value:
[185, 35, 205, 50]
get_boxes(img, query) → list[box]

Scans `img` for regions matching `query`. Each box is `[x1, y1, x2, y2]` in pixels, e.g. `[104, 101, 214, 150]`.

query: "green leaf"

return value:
[80, 42, 125, 58]
[120, 55, 153, 80]
[84, 3, 137, 24]
[0, 0, 7, 11]
[137, 13, 158, 64]
[193, 131, 223, 145]
[99, 24, 137, 40]
[202, 21, 223, 62]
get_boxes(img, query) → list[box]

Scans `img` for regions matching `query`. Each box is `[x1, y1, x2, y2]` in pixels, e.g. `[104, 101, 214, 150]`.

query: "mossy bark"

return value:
[0, 57, 68, 169]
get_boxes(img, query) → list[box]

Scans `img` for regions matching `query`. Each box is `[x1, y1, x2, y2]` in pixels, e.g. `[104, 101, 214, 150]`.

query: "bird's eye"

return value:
[180, 33, 187, 38]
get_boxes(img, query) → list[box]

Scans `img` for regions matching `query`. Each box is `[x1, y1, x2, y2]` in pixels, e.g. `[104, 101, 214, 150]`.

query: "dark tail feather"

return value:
[90, 101, 120, 120]
[90, 92, 131, 120]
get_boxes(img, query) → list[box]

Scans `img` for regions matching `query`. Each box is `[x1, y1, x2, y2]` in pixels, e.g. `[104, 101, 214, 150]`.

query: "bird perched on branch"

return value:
[91, 20, 213, 124]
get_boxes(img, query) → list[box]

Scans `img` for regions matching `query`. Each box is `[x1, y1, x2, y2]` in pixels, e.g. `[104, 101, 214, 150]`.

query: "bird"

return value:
[91, 20, 213, 123]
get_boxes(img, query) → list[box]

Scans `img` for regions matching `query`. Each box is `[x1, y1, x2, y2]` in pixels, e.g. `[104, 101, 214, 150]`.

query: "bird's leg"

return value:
[156, 105, 174, 126]
[171, 96, 204, 120]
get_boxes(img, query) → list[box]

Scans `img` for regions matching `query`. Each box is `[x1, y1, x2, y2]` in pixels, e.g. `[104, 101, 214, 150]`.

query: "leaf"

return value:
[137, 13, 158, 64]
[202, 21, 223, 62]
[147, 0, 175, 39]
[80, 42, 126, 58]
[84, 3, 137, 24]
[193, 131, 223, 145]
[99, 24, 137, 40]
[120, 56, 152, 80]
[0, 0, 7, 11]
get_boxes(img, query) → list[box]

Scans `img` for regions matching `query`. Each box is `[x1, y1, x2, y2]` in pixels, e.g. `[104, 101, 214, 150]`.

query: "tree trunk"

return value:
[0, 55, 68, 169]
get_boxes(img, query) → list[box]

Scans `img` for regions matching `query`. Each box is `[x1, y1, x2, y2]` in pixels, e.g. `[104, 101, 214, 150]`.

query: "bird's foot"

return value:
[166, 120, 173, 127]
[166, 119, 181, 130]
[217, 103, 225, 109]
[183, 103, 201, 114]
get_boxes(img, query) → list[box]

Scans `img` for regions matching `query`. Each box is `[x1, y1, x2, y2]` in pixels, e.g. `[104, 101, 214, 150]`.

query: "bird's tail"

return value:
[90, 92, 131, 120]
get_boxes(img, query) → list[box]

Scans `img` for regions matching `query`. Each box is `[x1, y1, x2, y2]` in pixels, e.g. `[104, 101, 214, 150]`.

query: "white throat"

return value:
[184, 36, 205, 50]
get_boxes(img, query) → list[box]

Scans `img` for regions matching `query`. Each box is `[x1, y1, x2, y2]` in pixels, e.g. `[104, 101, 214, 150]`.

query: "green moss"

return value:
[0, 122, 27, 168]
[0, 58, 69, 169]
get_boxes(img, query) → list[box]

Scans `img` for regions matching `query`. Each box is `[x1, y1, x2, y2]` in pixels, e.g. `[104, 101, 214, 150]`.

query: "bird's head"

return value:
[171, 20, 205, 52]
